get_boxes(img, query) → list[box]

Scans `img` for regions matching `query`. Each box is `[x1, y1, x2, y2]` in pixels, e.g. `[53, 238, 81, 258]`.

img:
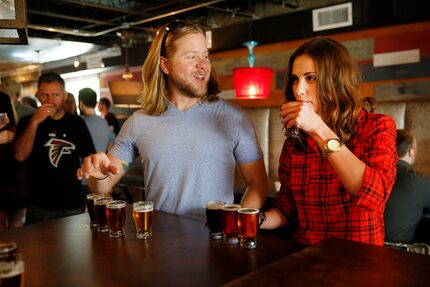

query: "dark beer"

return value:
[86, 194, 102, 229]
[133, 201, 154, 240]
[237, 208, 259, 249]
[106, 200, 127, 238]
[205, 201, 225, 240]
[222, 204, 241, 244]
[94, 196, 112, 232]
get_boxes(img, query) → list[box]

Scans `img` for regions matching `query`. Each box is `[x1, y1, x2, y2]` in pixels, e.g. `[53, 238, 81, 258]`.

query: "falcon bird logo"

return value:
[44, 138, 76, 168]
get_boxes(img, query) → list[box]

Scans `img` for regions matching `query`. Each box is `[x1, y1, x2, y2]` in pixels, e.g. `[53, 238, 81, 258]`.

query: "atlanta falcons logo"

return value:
[44, 138, 76, 168]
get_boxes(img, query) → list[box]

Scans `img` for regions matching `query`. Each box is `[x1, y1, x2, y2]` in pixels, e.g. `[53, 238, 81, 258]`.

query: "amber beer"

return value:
[94, 196, 112, 233]
[237, 208, 259, 249]
[106, 200, 127, 238]
[222, 204, 241, 244]
[133, 201, 154, 240]
[86, 193, 102, 229]
[205, 200, 225, 240]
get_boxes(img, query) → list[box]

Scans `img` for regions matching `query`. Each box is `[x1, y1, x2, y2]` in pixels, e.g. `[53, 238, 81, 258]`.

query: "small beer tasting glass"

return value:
[133, 201, 154, 240]
[205, 200, 225, 240]
[106, 200, 127, 238]
[86, 193, 102, 230]
[0, 241, 25, 287]
[237, 208, 260, 249]
[221, 204, 241, 244]
[94, 195, 113, 233]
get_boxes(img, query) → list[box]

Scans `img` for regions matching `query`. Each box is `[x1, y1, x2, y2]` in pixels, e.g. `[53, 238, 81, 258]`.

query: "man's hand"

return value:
[76, 151, 121, 180]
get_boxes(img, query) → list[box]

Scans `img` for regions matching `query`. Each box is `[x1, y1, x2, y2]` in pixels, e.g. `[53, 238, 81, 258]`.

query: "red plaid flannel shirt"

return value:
[275, 109, 397, 246]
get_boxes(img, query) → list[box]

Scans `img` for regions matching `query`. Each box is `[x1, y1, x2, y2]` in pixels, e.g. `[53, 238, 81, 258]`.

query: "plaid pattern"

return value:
[275, 109, 397, 246]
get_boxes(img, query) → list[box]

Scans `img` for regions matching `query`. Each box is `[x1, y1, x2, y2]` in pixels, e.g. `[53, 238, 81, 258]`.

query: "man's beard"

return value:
[170, 74, 208, 99]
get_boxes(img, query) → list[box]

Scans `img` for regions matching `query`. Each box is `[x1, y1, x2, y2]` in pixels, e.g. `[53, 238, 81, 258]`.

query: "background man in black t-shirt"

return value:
[15, 72, 95, 224]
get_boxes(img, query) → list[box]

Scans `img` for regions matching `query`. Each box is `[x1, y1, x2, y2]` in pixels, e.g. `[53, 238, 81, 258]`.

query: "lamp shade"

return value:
[108, 80, 142, 106]
[233, 67, 272, 99]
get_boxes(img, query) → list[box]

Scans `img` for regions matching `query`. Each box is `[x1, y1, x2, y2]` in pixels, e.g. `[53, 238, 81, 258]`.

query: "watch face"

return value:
[327, 139, 341, 150]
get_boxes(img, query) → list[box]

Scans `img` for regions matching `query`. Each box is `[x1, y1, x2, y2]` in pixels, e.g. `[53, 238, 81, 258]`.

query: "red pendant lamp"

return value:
[233, 41, 272, 99]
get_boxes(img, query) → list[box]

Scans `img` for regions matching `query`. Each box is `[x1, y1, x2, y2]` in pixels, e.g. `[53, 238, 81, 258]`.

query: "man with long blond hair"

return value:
[77, 20, 268, 219]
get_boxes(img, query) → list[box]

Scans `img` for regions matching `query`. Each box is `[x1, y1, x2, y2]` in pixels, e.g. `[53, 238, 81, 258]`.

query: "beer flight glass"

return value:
[86, 193, 101, 229]
[133, 201, 154, 240]
[205, 200, 225, 240]
[222, 204, 241, 244]
[106, 200, 127, 238]
[94, 196, 113, 233]
[0, 241, 24, 287]
[237, 208, 259, 249]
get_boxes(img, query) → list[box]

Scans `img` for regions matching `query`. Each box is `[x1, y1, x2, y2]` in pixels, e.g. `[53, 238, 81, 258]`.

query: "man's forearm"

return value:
[15, 121, 38, 161]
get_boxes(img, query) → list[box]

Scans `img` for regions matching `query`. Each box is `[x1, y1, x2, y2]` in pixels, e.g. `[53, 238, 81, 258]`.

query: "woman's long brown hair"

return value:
[284, 37, 375, 143]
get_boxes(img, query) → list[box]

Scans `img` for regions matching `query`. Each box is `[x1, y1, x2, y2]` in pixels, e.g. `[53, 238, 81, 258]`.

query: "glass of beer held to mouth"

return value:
[237, 208, 259, 249]
[222, 204, 241, 244]
[106, 200, 127, 238]
[94, 196, 112, 233]
[133, 201, 154, 240]
[205, 200, 225, 240]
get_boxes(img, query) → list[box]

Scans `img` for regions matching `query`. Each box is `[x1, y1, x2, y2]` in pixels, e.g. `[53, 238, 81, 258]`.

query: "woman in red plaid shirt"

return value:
[260, 38, 397, 246]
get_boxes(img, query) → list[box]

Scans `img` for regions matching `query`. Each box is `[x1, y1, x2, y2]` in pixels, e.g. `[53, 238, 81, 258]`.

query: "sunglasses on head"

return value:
[160, 20, 192, 57]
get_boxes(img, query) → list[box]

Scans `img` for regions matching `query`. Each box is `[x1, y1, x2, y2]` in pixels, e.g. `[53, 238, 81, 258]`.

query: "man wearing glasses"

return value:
[77, 20, 268, 219]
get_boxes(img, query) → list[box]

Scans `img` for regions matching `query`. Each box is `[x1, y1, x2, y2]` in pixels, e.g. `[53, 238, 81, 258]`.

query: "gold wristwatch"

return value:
[321, 138, 344, 159]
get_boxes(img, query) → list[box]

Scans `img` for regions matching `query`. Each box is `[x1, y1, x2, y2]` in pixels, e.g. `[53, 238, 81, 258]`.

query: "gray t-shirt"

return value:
[84, 115, 114, 152]
[109, 99, 262, 218]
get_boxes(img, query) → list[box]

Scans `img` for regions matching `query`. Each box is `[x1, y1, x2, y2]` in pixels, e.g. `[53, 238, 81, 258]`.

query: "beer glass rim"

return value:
[133, 201, 153, 210]
[106, 200, 126, 209]
[87, 193, 103, 199]
[206, 200, 226, 207]
[94, 196, 113, 204]
[222, 204, 241, 210]
[0, 241, 17, 254]
[237, 207, 259, 214]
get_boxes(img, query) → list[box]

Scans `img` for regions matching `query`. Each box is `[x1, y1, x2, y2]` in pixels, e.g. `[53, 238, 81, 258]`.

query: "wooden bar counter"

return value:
[0, 206, 303, 286]
[224, 238, 430, 287]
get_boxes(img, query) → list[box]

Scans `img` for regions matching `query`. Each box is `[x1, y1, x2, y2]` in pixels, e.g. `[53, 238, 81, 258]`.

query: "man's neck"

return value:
[168, 94, 199, 111]
[83, 108, 97, 117]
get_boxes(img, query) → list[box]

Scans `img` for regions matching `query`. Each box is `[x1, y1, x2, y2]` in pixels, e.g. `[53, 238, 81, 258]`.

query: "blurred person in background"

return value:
[78, 88, 115, 153]
[21, 96, 39, 109]
[384, 129, 430, 244]
[0, 79, 35, 122]
[97, 97, 120, 135]
[14, 72, 95, 224]
[0, 92, 26, 230]
[64, 92, 78, 115]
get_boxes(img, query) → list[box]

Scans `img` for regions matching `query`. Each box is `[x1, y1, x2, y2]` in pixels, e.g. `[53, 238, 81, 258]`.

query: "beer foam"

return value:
[106, 200, 126, 209]
[238, 208, 259, 214]
[222, 204, 241, 211]
[206, 205, 223, 210]
[134, 206, 153, 212]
